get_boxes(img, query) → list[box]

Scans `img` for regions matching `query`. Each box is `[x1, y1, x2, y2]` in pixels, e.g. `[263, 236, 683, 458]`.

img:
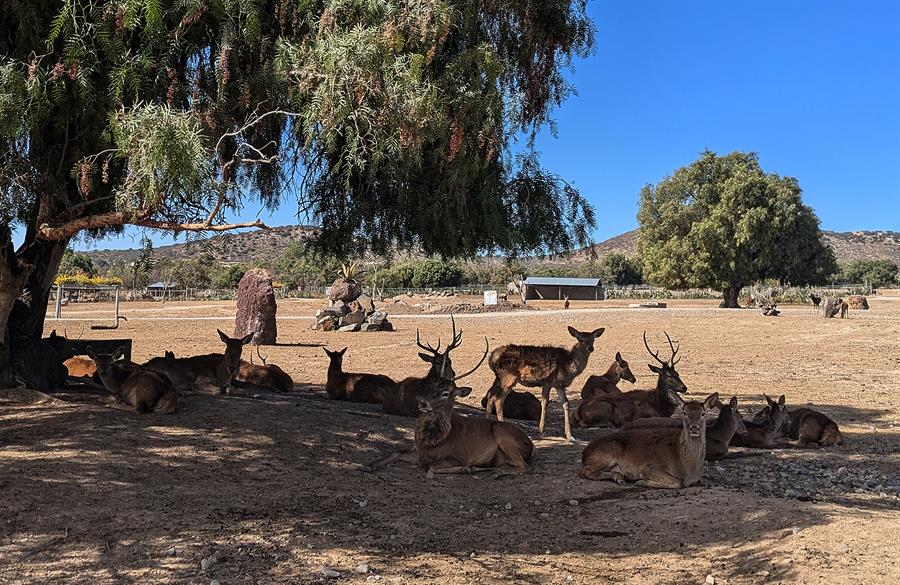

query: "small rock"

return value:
[323, 568, 341, 578]
[200, 555, 217, 572]
[705, 575, 716, 585]
[366, 577, 381, 583]
[792, 527, 802, 535]
[356, 563, 369, 574]
[568, 499, 579, 506]
[163, 547, 176, 557]
[505, 503, 512, 510]
[338, 323, 360, 332]
[566, 577, 573, 582]
[211, 581, 220, 585]
[756, 570, 770, 577]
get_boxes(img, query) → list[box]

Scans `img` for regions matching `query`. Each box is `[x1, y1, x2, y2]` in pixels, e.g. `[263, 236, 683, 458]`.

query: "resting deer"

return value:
[143, 330, 252, 395]
[622, 395, 748, 460]
[324, 347, 397, 403]
[479, 390, 541, 421]
[89, 347, 177, 414]
[752, 404, 842, 446]
[572, 332, 688, 428]
[484, 326, 606, 440]
[580, 392, 719, 488]
[383, 316, 474, 416]
[232, 346, 295, 393]
[730, 394, 788, 449]
[366, 352, 533, 476]
[580, 352, 637, 399]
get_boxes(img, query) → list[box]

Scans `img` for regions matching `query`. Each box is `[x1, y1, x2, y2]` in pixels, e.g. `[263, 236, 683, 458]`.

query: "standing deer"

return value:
[143, 330, 252, 395]
[580, 392, 719, 488]
[622, 395, 748, 460]
[752, 404, 842, 446]
[324, 347, 397, 403]
[366, 351, 533, 476]
[572, 332, 688, 428]
[580, 352, 637, 399]
[563, 295, 570, 310]
[730, 394, 789, 448]
[809, 293, 822, 311]
[484, 326, 605, 441]
[89, 347, 177, 414]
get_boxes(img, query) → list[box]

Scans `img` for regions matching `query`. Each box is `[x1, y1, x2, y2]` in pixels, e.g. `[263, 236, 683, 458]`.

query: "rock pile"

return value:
[312, 294, 393, 332]
[846, 295, 869, 310]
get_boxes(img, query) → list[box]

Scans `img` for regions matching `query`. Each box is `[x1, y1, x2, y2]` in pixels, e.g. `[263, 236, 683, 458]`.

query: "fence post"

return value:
[55, 284, 63, 319]
[114, 286, 120, 323]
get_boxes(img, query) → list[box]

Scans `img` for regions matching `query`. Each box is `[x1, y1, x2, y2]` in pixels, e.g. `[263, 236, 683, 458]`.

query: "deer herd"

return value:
[78, 316, 842, 490]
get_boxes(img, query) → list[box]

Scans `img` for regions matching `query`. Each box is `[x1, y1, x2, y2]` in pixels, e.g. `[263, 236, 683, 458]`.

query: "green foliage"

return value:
[638, 151, 837, 305]
[838, 259, 898, 287]
[597, 254, 643, 285]
[212, 264, 248, 289]
[275, 242, 341, 291]
[377, 259, 462, 288]
[58, 248, 96, 277]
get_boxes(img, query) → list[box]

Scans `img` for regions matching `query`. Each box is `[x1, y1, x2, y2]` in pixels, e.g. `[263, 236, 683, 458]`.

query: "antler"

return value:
[451, 337, 490, 382]
[444, 314, 463, 353]
[256, 345, 268, 366]
[416, 328, 441, 355]
[643, 331, 667, 366]
[664, 331, 681, 365]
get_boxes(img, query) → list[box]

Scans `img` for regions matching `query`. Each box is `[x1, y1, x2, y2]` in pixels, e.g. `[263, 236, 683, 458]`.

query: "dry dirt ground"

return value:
[2, 294, 899, 584]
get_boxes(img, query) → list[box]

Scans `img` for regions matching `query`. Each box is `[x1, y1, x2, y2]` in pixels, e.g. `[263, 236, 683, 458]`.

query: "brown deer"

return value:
[232, 346, 295, 393]
[580, 352, 637, 399]
[622, 395, 748, 460]
[484, 326, 606, 440]
[563, 295, 570, 310]
[752, 405, 842, 446]
[479, 390, 541, 421]
[366, 359, 533, 476]
[580, 392, 719, 488]
[572, 332, 688, 428]
[89, 347, 177, 414]
[143, 330, 252, 395]
[324, 347, 397, 403]
[730, 394, 789, 449]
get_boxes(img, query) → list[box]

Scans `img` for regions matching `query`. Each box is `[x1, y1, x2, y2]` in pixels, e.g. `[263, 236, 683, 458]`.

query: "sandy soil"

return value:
[2, 295, 899, 584]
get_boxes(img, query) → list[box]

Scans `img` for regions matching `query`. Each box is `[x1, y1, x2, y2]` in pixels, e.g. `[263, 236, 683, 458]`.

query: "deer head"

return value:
[323, 347, 348, 369]
[762, 394, 789, 432]
[218, 329, 253, 379]
[567, 326, 605, 354]
[87, 345, 126, 377]
[416, 315, 475, 379]
[644, 331, 688, 394]
[614, 351, 637, 383]
[718, 395, 748, 436]
[670, 391, 719, 438]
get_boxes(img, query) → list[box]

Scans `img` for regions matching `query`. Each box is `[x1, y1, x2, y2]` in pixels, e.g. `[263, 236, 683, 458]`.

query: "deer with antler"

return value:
[383, 315, 487, 416]
[484, 325, 606, 440]
[231, 346, 296, 394]
[572, 332, 688, 428]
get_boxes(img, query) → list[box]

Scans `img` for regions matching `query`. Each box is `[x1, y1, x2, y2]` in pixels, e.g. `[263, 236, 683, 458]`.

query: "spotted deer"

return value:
[324, 347, 397, 403]
[580, 392, 720, 488]
[572, 332, 688, 428]
[484, 326, 605, 440]
[89, 347, 177, 414]
[580, 352, 637, 399]
[143, 330, 252, 395]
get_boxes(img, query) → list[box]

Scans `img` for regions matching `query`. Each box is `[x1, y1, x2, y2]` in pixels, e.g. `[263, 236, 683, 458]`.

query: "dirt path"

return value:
[2, 297, 899, 583]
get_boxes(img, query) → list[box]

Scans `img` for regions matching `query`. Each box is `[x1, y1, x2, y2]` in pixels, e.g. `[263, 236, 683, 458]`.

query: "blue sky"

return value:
[68, 0, 900, 251]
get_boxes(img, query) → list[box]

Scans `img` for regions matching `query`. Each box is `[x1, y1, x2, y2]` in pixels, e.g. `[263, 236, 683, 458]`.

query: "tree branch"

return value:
[37, 211, 267, 241]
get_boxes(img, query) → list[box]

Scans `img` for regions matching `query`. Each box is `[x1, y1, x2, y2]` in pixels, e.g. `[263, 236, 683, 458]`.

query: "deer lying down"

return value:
[232, 346, 295, 393]
[480, 390, 541, 421]
[143, 330, 252, 395]
[580, 352, 637, 399]
[730, 394, 788, 449]
[753, 405, 842, 446]
[89, 347, 177, 414]
[580, 392, 719, 488]
[324, 347, 397, 403]
[621, 395, 748, 460]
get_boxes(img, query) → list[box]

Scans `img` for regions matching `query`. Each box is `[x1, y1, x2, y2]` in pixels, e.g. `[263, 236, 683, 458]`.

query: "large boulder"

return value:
[234, 268, 277, 344]
[846, 295, 869, 310]
[339, 308, 367, 327]
[354, 294, 376, 314]
[329, 277, 363, 303]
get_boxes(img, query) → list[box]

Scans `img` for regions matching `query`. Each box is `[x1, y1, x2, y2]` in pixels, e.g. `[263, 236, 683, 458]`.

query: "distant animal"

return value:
[480, 390, 541, 421]
[89, 347, 177, 414]
[841, 300, 849, 319]
[484, 325, 606, 440]
[572, 332, 688, 428]
[622, 395, 748, 460]
[579, 392, 720, 488]
[143, 330, 252, 394]
[324, 347, 397, 403]
[366, 371, 534, 477]
[809, 293, 822, 310]
[563, 295, 570, 310]
[730, 394, 789, 449]
[580, 352, 637, 399]
[753, 405, 842, 446]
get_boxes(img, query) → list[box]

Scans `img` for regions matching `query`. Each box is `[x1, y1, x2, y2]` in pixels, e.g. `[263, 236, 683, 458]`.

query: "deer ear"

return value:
[240, 333, 254, 345]
[764, 394, 775, 407]
[648, 364, 662, 373]
[217, 329, 229, 343]
[592, 328, 605, 338]
[615, 351, 622, 360]
[730, 396, 738, 409]
[87, 346, 97, 360]
[455, 386, 473, 398]
[567, 326, 579, 339]
[49, 330, 58, 339]
[113, 346, 125, 360]
[778, 394, 785, 406]
[338, 347, 347, 356]
[418, 352, 435, 363]
[703, 393, 719, 411]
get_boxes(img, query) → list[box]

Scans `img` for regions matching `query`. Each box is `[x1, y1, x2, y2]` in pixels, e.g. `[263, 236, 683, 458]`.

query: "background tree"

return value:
[838, 259, 898, 287]
[598, 253, 643, 286]
[638, 151, 837, 307]
[57, 249, 96, 277]
[0, 0, 595, 385]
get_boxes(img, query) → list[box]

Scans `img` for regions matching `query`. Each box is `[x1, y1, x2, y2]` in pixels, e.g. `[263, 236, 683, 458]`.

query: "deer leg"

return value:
[635, 469, 684, 489]
[495, 432, 531, 471]
[154, 390, 178, 415]
[363, 448, 417, 472]
[538, 383, 553, 435]
[556, 386, 572, 441]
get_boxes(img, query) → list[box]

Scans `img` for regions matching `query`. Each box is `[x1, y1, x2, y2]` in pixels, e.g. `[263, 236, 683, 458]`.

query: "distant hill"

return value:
[84, 224, 900, 267]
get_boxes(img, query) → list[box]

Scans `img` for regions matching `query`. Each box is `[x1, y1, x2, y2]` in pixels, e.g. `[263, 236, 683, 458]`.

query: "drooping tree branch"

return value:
[37, 211, 267, 241]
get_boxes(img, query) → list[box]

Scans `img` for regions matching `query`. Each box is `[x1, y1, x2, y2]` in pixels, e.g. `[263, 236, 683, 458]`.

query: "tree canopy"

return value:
[637, 151, 837, 307]
[838, 259, 898, 287]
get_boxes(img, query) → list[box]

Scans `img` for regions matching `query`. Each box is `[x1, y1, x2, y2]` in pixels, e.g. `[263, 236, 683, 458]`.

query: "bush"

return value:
[378, 259, 462, 288]
[54, 274, 123, 286]
[838, 259, 898, 287]
[212, 264, 247, 289]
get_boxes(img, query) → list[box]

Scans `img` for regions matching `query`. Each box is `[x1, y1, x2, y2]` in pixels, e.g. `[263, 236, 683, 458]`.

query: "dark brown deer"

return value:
[580, 352, 637, 399]
[572, 332, 688, 428]
[143, 330, 252, 394]
[366, 360, 533, 476]
[324, 347, 397, 403]
[484, 326, 605, 440]
[580, 392, 719, 488]
[730, 394, 789, 448]
[232, 346, 295, 393]
[89, 347, 177, 414]
[563, 295, 570, 310]
[479, 390, 541, 421]
[809, 293, 822, 311]
[752, 404, 842, 446]
[622, 395, 748, 460]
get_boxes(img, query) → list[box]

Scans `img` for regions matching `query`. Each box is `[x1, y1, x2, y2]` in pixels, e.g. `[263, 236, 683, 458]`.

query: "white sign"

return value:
[483, 290, 498, 306]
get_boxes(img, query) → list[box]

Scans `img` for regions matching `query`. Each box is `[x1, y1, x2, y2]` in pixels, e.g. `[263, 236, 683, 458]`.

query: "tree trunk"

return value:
[720, 285, 741, 309]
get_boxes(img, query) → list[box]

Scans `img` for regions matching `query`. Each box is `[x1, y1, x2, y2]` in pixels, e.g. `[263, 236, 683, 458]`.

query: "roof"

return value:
[523, 277, 601, 287]
[147, 282, 172, 289]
